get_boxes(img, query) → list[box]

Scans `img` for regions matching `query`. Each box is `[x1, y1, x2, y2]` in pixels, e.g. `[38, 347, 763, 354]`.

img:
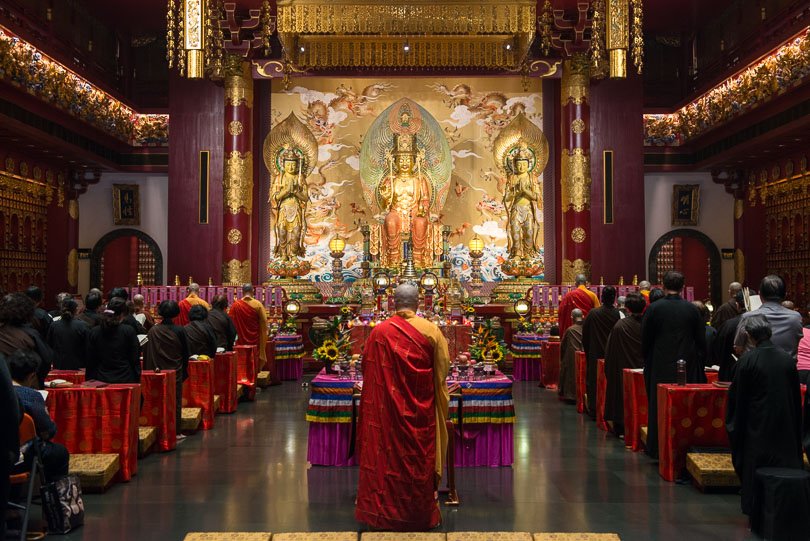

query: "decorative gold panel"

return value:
[227, 228, 243, 245]
[67, 248, 78, 287]
[560, 148, 591, 212]
[571, 227, 586, 243]
[222, 259, 252, 285]
[561, 53, 589, 105]
[562, 258, 591, 283]
[223, 151, 254, 215]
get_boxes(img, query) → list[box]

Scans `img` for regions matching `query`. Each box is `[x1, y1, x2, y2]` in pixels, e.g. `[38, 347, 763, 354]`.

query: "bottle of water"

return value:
[676, 359, 687, 386]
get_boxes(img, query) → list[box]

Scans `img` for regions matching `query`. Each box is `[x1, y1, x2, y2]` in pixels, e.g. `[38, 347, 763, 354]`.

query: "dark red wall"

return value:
[589, 73, 646, 283]
[167, 74, 224, 283]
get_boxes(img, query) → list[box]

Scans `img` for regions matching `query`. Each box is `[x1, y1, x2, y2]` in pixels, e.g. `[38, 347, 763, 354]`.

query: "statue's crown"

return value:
[392, 133, 417, 156]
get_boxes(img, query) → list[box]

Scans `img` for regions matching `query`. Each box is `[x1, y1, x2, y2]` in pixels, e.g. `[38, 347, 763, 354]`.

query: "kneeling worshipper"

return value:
[0, 293, 53, 388]
[582, 286, 621, 417]
[355, 283, 450, 531]
[725, 315, 803, 516]
[208, 295, 236, 351]
[143, 301, 189, 440]
[230, 284, 275, 383]
[558, 308, 584, 403]
[185, 305, 217, 357]
[176, 283, 211, 326]
[86, 297, 141, 384]
[46, 298, 88, 370]
[9, 350, 69, 482]
[603, 292, 646, 437]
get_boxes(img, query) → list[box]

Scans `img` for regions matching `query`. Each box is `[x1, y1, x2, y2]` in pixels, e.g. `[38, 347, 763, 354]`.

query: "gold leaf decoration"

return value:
[263, 112, 318, 178]
[492, 112, 549, 175]
[223, 151, 254, 215]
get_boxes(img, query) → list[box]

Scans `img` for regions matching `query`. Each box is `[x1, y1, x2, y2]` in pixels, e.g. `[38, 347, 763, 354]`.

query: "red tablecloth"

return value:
[47, 384, 141, 481]
[45, 370, 86, 385]
[140, 370, 176, 452]
[596, 358, 607, 431]
[623, 370, 720, 453]
[540, 341, 560, 389]
[235, 345, 257, 400]
[182, 360, 215, 430]
[214, 352, 238, 413]
[575, 351, 586, 414]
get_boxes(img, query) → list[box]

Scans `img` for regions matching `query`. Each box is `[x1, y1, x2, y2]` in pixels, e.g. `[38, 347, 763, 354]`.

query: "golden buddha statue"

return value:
[377, 132, 433, 268]
[504, 143, 541, 259]
[271, 146, 309, 260]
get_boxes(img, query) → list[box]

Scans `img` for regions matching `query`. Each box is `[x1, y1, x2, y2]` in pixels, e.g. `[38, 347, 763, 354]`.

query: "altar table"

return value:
[275, 334, 305, 381]
[575, 351, 586, 414]
[140, 370, 177, 451]
[511, 334, 545, 382]
[45, 370, 87, 385]
[214, 352, 238, 413]
[539, 340, 560, 389]
[182, 359, 215, 430]
[306, 369, 514, 467]
[350, 324, 472, 361]
[46, 384, 141, 481]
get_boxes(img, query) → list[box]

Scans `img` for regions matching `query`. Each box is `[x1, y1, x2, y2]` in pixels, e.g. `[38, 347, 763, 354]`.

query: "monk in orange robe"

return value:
[639, 280, 651, 305]
[558, 274, 600, 336]
[356, 283, 450, 531]
[229, 284, 275, 382]
[176, 283, 211, 326]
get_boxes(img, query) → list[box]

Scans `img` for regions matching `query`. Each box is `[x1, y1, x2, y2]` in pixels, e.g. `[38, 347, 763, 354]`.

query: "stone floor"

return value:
[61, 379, 755, 541]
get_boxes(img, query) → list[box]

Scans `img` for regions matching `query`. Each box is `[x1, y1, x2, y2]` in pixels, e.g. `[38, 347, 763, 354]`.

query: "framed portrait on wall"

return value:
[113, 184, 140, 225]
[672, 184, 700, 226]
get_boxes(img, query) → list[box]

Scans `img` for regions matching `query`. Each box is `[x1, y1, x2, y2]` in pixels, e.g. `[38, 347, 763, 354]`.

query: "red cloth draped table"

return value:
[182, 359, 215, 430]
[275, 334, 304, 381]
[45, 370, 86, 385]
[235, 345, 257, 400]
[596, 358, 608, 431]
[623, 369, 720, 453]
[511, 334, 544, 381]
[575, 350, 586, 414]
[214, 352, 238, 413]
[306, 368, 514, 467]
[46, 384, 140, 481]
[140, 370, 177, 451]
[351, 324, 472, 361]
[540, 340, 561, 389]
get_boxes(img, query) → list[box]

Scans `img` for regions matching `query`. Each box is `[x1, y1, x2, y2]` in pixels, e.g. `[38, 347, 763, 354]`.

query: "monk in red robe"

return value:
[558, 274, 600, 336]
[176, 283, 211, 326]
[229, 284, 275, 382]
[356, 283, 450, 531]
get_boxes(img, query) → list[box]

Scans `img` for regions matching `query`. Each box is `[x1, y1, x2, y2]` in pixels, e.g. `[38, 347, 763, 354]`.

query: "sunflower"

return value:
[340, 306, 353, 316]
[488, 347, 504, 363]
[322, 344, 340, 362]
[321, 339, 337, 350]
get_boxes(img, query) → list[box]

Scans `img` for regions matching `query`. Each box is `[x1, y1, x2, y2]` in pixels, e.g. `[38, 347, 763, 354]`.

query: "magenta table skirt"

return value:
[307, 422, 513, 467]
[278, 358, 304, 381]
[512, 358, 541, 381]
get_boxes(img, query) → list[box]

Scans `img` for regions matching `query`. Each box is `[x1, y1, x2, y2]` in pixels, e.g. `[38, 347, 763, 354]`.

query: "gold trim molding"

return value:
[571, 227, 586, 243]
[227, 228, 243, 245]
[67, 248, 78, 288]
[562, 258, 591, 283]
[222, 258, 252, 285]
[560, 148, 591, 212]
[561, 53, 590, 105]
[224, 57, 254, 108]
[0, 171, 53, 206]
[223, 151, 254, 215]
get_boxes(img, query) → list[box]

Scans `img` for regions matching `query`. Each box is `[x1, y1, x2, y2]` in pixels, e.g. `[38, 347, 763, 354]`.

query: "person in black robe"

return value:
[642, 271, 707, 459]
[693, 300, 716, 367]
[712, 291, 746, 381]
[558, 309, 584, 403]
[582, 286, 621, 417]
[603, 292, 646, 437]
[208, 295, 237, 351]
[711, 281, 743, 329]
[48, 292, 72, 319]
[78, 292, 103, 328]
[108, 287, 148, 336]
[185, 304, 217, 357]
[24, 286, 52, 341]
[0, 354, 20, 540]
[726, 315, 802, 516]
[47, 298, 89, 370]
[143, 301, 189, 437]
[86, 298, 141, 384]
[0, 293, 54, 387]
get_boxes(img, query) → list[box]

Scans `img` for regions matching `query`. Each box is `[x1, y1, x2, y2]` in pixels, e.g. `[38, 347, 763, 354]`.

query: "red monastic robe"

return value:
[355, 315, 443, 531]
[558, 285, 600, 336]
[176, 293, 211, 326]
[229, 296, 268, 368]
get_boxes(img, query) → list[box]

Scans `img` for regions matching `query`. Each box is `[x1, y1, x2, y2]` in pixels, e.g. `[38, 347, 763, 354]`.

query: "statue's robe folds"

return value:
[355, 311, 449, 531]
[558, 285, 600, 337]
[176, 293, 211, 327]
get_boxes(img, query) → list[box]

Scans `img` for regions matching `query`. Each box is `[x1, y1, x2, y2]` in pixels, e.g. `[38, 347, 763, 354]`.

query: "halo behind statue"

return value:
[264, 112, 319, 177]
[359, 98, 452, 213]
[493, 112, 549, 175]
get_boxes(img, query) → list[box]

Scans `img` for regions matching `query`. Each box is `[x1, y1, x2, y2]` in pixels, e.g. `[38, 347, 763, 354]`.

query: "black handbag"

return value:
[41, 474, 84, 534]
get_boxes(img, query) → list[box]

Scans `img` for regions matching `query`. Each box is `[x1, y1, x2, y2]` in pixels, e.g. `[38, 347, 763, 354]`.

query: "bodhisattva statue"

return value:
[377, 133, 433, 267]
[504, 144, 541, 260]
[271, 146, 309, 260]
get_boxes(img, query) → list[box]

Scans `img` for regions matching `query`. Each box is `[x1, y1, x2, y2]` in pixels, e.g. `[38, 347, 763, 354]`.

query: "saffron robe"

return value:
[355, 311, 449, 531]
[558, 285, 600, 337]
[229, 296, 269, 368]
[176, 293, 211, 327]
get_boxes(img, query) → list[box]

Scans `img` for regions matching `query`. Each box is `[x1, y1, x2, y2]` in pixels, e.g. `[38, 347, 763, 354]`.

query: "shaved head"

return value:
[639, 280, 651, 290]
[571, 308, 584, 323]
[574, 274, 587, 286]
[394, 283, 419, 311]
[188, 283, 201, 294]
[728, 282, 742, 297]
[242, 283, 254, 295]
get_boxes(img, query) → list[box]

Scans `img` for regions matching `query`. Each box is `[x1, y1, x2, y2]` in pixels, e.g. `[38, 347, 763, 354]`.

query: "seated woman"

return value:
[9, 350, 69, 482]
[47, 298, 89, 370]
[208, 295, 237, 351]
[86, 298, 141, 384]
[185, 305, 217, 358]
[143, 301, 189, 441]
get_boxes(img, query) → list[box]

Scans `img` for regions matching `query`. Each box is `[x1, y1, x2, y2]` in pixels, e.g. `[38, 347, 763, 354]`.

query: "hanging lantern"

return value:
[166, 0, 225, 79]
[605, 0, 629, 78]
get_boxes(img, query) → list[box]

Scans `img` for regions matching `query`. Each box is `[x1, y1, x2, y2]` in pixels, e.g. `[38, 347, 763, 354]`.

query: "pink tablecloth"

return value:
[513, 358, 541, 381]
[307, 423, 357, 467]
[454, 424, 514, 467]
[278, 358, 304, 381]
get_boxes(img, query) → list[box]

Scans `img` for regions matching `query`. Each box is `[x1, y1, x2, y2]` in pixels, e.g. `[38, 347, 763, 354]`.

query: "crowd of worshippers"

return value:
[556, 271, 809, 516]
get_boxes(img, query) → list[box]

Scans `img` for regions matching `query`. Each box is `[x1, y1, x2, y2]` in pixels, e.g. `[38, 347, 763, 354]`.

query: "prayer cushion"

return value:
[533, 535, 621, 541]
[274, 533, 358, 541]
[448, 533, 532, 541]
[138, 426, 158, 457]
[181, 407, 203, 432]
[257, 371, 271, 388]
[69, 453, 119, 492]
[183, 533, 272, 541]
[686, 453, 740, 490]
[639, 426, 648, 447]
[361, 534, 446, 541]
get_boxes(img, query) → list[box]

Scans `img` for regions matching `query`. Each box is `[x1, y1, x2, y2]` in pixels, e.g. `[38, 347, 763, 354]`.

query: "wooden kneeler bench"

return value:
[181, 407, 203, 433]
[686, 453, 740, 491]
[138, 426, 158, 457]
[256, 371, 271, 388]
[69, 454, 119, 493]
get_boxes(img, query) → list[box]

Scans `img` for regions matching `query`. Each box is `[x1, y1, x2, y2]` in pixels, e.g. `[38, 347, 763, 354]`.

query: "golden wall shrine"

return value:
[259, 76, 545, 282]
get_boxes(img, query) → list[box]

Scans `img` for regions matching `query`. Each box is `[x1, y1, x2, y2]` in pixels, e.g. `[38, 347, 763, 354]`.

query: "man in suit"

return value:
[734, 275, 803, 360]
